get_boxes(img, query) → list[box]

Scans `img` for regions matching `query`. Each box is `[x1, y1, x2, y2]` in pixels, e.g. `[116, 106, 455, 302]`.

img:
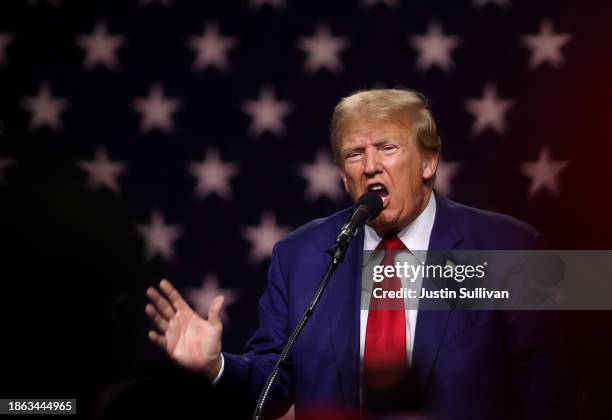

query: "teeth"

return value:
[369, 184, 384, 191]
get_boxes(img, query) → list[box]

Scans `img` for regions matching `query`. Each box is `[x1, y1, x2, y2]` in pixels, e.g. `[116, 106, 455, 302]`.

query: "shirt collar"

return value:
[363, 191, 437, 251]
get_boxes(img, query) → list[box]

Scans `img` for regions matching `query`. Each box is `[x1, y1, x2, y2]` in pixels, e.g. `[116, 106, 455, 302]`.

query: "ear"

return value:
[422, 151, 439, 182]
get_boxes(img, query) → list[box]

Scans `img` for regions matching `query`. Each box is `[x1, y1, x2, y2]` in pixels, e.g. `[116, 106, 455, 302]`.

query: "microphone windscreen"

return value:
[356, 192, 383, 220]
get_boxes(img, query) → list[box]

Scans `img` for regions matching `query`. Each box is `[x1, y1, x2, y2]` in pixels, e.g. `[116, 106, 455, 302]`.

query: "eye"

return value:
[381, 144, 399, 153]
[344, 151, 363, 161]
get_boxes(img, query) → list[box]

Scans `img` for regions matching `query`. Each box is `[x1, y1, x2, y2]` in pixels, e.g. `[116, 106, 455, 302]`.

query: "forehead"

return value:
[340, 119, 413, 146]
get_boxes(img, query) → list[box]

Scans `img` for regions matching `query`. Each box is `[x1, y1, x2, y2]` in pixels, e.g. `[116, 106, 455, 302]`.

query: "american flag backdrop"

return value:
[1, 0, 612, 417]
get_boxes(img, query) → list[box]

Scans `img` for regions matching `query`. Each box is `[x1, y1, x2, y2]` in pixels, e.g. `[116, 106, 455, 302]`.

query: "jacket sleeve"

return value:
[502, 233, 576, 420]
[217, 243, 294, 417]
[502, 310, 576, 420]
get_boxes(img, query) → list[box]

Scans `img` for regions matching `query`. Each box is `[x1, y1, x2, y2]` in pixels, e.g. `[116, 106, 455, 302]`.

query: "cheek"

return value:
[388, 165, 421, 206]
[343, 168, 361, 190]
[391, 163, 417, 189]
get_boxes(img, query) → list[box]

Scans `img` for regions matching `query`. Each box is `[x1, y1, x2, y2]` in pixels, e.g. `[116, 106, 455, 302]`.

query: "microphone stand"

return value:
[251, 239, 351, 420]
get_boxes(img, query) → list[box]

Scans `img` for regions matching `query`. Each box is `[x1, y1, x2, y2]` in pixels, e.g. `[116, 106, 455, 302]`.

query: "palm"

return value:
[145, 279, 224, 379]
[165, 308, 221, 370]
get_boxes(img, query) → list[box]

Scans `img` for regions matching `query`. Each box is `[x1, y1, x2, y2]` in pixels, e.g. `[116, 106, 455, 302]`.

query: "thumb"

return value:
[208, 295, 225, 326]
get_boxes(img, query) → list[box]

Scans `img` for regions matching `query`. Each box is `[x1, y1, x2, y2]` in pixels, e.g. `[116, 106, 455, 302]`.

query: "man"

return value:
[145, 89, 572, 419]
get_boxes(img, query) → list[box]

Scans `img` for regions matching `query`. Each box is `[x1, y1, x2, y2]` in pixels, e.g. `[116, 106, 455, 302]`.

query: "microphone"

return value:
[252, 191, 383, 420]
[336, 191, 383, 244]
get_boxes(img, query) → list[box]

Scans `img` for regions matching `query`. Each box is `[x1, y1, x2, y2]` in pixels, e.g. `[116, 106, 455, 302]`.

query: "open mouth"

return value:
[367, 183, 390, 208]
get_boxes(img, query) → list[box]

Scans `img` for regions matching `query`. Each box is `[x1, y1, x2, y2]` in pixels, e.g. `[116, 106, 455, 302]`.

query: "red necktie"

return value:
[363, 236, 408, 372]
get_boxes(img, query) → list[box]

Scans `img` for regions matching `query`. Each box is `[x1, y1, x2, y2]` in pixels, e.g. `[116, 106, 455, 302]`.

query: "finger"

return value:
[145, 303, 169, 332]
[207, 295, 225, 326]
[148, 330, 167, 349]
[159, 279, 190, 312]
[146, 286, 175, 320]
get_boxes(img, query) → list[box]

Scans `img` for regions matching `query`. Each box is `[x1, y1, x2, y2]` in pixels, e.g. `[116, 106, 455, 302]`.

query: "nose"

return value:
[363, 147, 382, 176]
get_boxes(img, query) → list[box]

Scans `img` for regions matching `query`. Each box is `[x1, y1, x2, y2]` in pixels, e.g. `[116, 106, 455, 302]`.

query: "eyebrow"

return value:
[340, 138, 401, 152]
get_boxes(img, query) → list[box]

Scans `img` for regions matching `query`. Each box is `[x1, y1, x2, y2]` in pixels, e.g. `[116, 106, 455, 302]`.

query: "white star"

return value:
[132, 83, 182, 134]
[297, 23, 349, 74]
[187, 22, 238, 72]
[138, 0, 173, 7]
[465, 84, 515, 136]
[0, 33, 14, 66]
[136, 210, 182, 262]
[360, 0, 399, 8]
[243, 212, 290, 263]
[75, 21, 126, 71]
[0, 157, 15, 184]
[185, 274, 238, 323]
[187, 148, 240, 200]
[472, 0, 510, 8]
[248, 0, 286, 10]
[435, 160, 461, 197]
[76, 147, 128, 194]
[299, 150, 343, 201]
[520, 146, 570, 197]
[521, 19, 573, 70]
[409, 21, 461, 73]
[22, 83, 70, 132]
[242, 86, 293, 137]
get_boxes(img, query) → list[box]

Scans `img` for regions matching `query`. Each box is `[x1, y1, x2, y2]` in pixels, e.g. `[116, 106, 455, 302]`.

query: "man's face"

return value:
[339, 119, 437, 237]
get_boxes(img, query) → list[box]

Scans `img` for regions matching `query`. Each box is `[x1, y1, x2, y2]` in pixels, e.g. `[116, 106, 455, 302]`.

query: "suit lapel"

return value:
[412, 194, 463, 391]
[325, 229, 363, 408]
[323, 194, 464, 403]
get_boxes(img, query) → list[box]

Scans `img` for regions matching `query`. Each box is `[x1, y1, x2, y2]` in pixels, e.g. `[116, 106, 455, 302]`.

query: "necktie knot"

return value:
[380, 235, 406, 252]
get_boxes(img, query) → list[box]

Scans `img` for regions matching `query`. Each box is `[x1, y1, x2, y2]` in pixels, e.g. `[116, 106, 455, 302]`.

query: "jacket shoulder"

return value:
[276, 206, 352, 252]
[442, 197, 542, 249]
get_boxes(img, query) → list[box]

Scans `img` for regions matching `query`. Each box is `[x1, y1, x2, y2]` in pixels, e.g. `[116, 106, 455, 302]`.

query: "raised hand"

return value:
[145, 279, 224, 381]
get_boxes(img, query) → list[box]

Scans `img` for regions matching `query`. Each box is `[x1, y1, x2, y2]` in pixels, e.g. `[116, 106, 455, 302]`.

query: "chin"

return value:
[369, 212, 399, 232]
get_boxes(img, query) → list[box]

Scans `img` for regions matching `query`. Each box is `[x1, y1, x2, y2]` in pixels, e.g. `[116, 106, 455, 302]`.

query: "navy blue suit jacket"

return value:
[220, 194, 571, 419]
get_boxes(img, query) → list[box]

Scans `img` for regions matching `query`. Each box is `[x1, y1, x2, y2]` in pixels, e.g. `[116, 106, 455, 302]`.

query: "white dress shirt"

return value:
[360, 191, 437, 365]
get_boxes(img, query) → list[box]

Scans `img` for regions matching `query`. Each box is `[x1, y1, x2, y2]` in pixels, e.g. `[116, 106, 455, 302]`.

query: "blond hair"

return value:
[329, 88, 441, 164]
